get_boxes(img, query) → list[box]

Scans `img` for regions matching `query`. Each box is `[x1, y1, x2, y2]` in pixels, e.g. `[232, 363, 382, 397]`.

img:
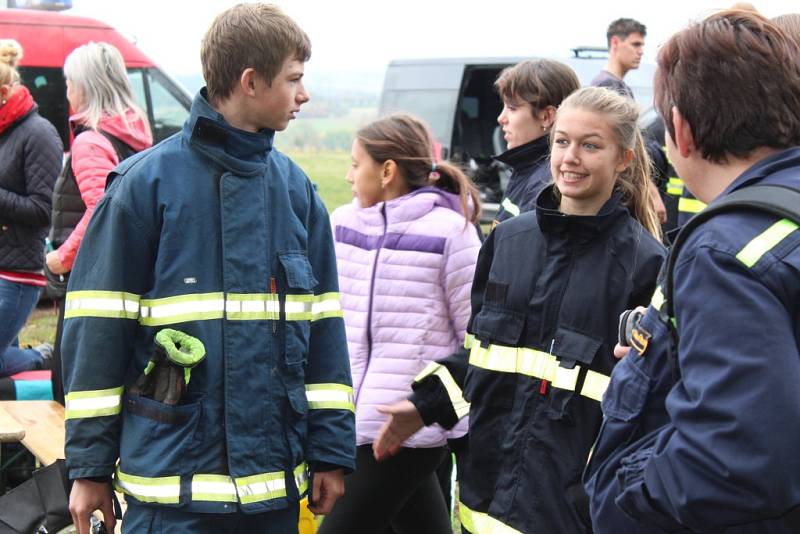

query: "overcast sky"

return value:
[67, 0, 796, 90]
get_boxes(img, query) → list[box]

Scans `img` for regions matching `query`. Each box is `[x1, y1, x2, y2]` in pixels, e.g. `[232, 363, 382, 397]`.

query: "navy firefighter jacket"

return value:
[412, 185, 665, 533]
[585, 148, 800, 533]
[492, 135, 551, 225]
[61, 90, 356, 515]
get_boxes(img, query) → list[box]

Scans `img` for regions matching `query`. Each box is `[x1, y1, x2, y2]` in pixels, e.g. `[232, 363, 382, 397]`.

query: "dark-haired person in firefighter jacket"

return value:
[373, 87, 665, 534]
[585, 11, 800, 533]
[62, 5, 355, 532]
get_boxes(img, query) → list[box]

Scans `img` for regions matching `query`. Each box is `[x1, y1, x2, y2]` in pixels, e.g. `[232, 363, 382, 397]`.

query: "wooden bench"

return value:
[0, 400, 64, 466]
[0, 404, 25, 443]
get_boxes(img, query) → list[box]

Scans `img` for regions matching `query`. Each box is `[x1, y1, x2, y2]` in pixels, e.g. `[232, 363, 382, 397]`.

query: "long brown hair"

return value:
[552, 87, 662, 241]
[356, 114, 481, 225]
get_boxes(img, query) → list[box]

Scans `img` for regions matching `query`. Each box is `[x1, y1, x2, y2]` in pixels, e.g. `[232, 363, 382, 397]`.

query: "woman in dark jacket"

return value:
[373, 87, 666, 533]
[492, 59, 580, 225]
[0, 61, 63, 377]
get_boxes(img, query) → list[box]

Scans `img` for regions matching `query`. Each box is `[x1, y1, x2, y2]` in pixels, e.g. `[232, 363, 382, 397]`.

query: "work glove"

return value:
[130, 329, 206, 405]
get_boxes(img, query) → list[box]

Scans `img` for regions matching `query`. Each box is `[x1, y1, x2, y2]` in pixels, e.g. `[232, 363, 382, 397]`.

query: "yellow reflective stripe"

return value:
[666, 177, 684, 196]
[500, 197, 520, 217]
[459, 502, 523, 534]
[284, 292, 344, 321]
[469, 341, 610, 402]
[114, 467, 180, 504]
[651, 286, 665, 312]
[414, 363, 470, 419]
[305, 383, 355, 412]
[294, 463, 309, 496]
[464, 333, 476, 349]
[140, 292, 225, 326]
[581, 370, 611, 402]
[678, 197, 706, 214]
[191, 474, 238, 502]
[235, 471, 287, 504]
[736, 218, 799, 268]
[64, 290, 140, 320]
[64, 386, 124, 419]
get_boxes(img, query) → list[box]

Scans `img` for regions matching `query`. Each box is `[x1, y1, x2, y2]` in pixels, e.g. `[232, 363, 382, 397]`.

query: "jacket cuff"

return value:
[68, 465, 115, 480]
[615, 447, 683, 531]
[409, 378, 458, 429]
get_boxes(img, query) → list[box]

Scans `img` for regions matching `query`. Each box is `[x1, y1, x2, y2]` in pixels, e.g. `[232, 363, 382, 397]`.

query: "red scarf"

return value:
[0, 85, 34, 135]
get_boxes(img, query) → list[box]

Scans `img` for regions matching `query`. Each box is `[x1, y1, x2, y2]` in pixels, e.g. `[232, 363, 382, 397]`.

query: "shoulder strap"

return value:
[665, 184, 800, 320]
[95, 130, 140, 191]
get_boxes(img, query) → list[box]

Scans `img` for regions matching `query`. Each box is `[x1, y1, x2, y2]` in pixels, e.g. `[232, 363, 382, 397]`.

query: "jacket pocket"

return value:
[470, 305, 525, 346]
[601, 354, 649, 422]
[278, 251, 317, 367]
[119, 394, 201, 478]
[547, 327, 603, 420]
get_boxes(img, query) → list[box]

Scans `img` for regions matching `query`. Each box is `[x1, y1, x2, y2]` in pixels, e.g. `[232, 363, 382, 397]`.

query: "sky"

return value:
[67, 0, 797, 93]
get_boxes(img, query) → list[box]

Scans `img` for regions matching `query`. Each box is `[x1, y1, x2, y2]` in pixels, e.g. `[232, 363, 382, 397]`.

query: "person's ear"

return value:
[615, 147, 635, 173]
[610, 35, 620, 51]
[240, 68, 258, 97]
[540, 105, 557, 130]
[381, 160, 398, 189]
[671, 106, 695, 158]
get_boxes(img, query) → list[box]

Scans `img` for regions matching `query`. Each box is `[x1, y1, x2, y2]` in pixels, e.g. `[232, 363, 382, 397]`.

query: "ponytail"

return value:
[617, 128, 662, 240]
[357, 114, 482, 226]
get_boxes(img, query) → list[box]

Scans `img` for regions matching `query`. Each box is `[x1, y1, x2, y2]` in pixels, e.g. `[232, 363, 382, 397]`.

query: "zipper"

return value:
[354, 203, 387, 404]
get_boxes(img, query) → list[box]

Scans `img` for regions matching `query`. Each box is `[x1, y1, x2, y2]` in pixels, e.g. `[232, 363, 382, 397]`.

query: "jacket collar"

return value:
[535, 184, 629, 243]
[352, 186, 467, 227]
[493, 135, 549, 170]
[183, 88, 275, 176]
[717, 147, 800, 199]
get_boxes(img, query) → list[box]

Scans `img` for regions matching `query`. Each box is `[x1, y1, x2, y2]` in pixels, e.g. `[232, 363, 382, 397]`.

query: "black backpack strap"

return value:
[95, 130, 139, 191]
[661, 185, 800, 378]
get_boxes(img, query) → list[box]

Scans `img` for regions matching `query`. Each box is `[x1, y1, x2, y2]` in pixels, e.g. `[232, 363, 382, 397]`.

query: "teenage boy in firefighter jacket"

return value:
[585, 10, 800, 533]
[62, 5, 355, 533]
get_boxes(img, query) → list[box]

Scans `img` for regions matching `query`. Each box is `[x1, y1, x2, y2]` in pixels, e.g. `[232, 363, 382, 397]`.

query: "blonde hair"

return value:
[0, 62, 15, 87]
[0, 39, 23, 67]
[553, 86, 662, 241]
[63, 42, 149, 136]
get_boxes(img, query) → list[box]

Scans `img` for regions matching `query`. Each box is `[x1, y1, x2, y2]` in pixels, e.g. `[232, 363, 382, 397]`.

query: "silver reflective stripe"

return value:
[64, 386, 124, 419]
[650, 286, 665, 312]
[294, 463, 309, 496]
[501, 197, 520, 217]
[139, 293, 225, 326]
[114, 468, 180, 504]
[64, 291, 140, 320]
[235, 474, 287, 504]
[191, 474, 238, 502]
[305, 384, 355, 412]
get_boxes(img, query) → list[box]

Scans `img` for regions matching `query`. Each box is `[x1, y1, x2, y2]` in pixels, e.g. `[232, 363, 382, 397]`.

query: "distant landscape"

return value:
[175, 70, 382, 153]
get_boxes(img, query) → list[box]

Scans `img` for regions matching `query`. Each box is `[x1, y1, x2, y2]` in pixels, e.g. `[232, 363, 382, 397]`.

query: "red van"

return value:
[0, 8, 192, 147]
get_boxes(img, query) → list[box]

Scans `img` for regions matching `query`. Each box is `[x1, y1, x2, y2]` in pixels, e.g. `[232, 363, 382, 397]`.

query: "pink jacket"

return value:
[57, 110, 152, 270]
[331, 187, 481, 447]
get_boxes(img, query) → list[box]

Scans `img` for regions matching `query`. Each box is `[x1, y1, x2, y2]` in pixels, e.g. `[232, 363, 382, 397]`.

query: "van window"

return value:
[380, 90, 455, 148]
[146, 68, 189, 141]
[18, 66, 69, 147]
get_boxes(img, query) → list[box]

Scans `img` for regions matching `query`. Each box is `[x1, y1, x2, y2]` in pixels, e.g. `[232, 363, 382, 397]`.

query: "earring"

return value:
[542, 124, 548, 132]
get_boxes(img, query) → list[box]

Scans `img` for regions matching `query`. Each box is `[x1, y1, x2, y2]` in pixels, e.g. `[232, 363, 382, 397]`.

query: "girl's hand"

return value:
[46, 250, 68, 274]
[372, 400, 424, 461]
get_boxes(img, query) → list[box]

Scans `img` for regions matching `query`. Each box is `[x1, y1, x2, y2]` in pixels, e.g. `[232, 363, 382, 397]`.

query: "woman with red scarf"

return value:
[0, 61, 63, 377]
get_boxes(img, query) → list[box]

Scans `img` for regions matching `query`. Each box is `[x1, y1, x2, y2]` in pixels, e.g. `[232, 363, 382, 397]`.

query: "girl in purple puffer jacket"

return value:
[322, 114, 482, 534]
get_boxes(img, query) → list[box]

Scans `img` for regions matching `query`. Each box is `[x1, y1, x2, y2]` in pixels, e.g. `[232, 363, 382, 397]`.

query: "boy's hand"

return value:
[372, 400, 424, 461]
[69, 478, 115, 534]
[308, 469, 344, 515]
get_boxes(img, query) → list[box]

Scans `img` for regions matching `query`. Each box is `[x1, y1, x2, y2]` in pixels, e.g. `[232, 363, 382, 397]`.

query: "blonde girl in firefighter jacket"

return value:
[374, 87, 666, 534]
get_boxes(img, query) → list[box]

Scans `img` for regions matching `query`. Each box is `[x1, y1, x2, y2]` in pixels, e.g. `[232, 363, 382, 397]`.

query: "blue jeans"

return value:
[0, 278, 43, 377]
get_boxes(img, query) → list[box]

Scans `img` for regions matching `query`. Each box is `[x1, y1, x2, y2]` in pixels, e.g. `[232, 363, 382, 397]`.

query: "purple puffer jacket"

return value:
[331, 187, 480, 447]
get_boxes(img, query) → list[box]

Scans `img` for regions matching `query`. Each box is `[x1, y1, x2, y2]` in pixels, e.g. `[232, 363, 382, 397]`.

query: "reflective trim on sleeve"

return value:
[459, 501, 523, 534]
[500, 197, 520, 217]
[678, 197, 706, 214]
[139, 293, 225, 326]
[284, 292, 344, 321]
[294, 463, 309, 496]
[234, 472, 287, 505]
[468, 340, 608, 402]
[464, 333, 476, 349]
[414, 362, 470, 419]
[666, 177, 684, 196]
[581, 370, 611, 402]
[114, 468, 181, 504]
[650, 286, 665, 312]
[64, 386, 124, 419]
[64, 291, 140, 320]
[736, 218, 799, 268]
[191, 474, 238, 503]
[305, 383, 355, 412]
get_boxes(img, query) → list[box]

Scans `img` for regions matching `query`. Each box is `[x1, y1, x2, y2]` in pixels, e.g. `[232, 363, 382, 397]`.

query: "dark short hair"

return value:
[655, 10, 800, 163]
[494, 59, 581, 114]
[201, 3, 311, 102]
[606, 18, 647, 46]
